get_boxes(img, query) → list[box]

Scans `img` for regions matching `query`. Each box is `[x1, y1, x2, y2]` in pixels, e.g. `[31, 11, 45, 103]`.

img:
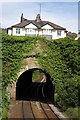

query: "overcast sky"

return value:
[1, 1, 79, 33]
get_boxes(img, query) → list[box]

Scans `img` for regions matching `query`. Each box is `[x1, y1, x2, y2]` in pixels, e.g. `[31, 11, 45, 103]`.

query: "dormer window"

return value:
[16, 28, 20, 34]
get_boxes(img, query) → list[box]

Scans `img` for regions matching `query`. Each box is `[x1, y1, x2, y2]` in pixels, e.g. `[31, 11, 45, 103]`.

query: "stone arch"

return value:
[16, 68, 55, 104]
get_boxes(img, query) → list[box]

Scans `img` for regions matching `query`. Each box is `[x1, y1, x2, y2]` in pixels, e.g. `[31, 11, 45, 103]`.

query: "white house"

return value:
[7, 13, 67, 40]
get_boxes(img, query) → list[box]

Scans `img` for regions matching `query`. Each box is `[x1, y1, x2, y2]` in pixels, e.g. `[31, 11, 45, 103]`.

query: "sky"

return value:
[78, 1, 80, 31]
[1, 1, 79, 33]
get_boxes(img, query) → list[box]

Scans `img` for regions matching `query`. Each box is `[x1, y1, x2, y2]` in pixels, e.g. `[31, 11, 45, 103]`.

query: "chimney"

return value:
[21, 13, 23, 22]
[36, 14, 41, 22]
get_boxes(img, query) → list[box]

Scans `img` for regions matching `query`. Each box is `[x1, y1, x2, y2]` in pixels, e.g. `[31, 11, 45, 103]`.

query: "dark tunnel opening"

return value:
[16, 68, 55, 104]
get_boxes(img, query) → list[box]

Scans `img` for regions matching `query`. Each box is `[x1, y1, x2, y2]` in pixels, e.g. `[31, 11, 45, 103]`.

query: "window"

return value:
[48, 30, 51, 34]
[43, 29, 52, 34]
[16, 28, 20, 34]
[57, 30, 61, 36]
[27, 29, 35, 33]
[43, 30, 46, 34]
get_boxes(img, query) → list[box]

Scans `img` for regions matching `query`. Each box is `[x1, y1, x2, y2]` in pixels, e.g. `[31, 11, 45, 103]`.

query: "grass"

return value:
[64, 107, 80, 120]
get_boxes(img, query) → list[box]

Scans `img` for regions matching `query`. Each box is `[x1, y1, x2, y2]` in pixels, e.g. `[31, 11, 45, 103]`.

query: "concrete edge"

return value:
[49, 104, 70, 120]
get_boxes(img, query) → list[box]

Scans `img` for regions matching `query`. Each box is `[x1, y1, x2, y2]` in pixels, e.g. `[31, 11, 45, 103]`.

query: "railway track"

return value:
[8, 100, 61, 119]
[40, 102, 60, 120]
[8, 70, 60, 119]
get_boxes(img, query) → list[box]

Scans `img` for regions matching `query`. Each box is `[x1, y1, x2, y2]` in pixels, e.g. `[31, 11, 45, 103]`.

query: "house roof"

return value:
[7, 14, 66, 31]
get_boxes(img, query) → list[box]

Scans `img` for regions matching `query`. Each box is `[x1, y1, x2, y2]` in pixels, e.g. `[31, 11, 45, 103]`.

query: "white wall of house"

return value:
[52, 30, 66, 39]
[39, 30, 43, 35]
[36, 24, 53, 38]
[21, 28, 25, 36]
[12, 28, 18, 36]
[52, 30, 56, 39]
[25, 23, 37, 36]
[36, 30, 38, 36]
[12, 28, 25, 36]
[8, 29, 12, 35]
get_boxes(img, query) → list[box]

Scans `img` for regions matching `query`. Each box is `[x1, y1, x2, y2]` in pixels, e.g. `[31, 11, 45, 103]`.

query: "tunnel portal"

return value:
[16, 68, 55, 104]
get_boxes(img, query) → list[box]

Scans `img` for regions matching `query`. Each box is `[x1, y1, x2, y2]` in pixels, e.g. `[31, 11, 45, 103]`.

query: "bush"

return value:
[38, 37, 79, 110]
[2, 34, 79, 117]
[2, 33, 38, 118]
[65, 107, 79, 119]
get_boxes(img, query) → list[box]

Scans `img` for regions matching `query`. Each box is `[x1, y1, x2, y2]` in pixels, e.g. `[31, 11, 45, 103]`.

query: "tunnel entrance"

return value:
[16, 68, 55, 104]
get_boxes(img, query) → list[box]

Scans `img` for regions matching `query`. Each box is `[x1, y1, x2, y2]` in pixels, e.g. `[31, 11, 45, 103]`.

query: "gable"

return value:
[41, 24, 53, 29]
[25, 23, 37, 29]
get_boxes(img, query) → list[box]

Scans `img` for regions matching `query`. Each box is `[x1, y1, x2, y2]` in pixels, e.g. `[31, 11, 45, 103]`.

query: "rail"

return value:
[8, 100, 61, 119]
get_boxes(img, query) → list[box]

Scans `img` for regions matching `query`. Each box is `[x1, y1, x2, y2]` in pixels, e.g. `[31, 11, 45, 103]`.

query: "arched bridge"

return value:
[16, 68, 55, 104]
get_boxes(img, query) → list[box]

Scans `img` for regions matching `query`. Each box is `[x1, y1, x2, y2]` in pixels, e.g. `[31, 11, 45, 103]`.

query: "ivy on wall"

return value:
[2, 33, 80, 118]
[2, 33, 38, 118]
[38, 37, 79, 110]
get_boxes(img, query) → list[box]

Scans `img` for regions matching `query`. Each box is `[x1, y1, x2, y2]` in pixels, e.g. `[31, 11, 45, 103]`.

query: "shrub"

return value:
[65, 107, 79, 119]
[2, 33, 38, 118]
[38, 37, 79, 110]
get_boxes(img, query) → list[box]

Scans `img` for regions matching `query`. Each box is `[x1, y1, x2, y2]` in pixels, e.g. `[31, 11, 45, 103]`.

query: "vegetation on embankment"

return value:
[2, 33, 79, 119]
[2, 33, 40, 118]
[37, 37, 80, 119]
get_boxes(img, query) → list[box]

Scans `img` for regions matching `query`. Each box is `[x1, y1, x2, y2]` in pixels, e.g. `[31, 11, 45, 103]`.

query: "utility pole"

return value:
[40, 3, 41, 17]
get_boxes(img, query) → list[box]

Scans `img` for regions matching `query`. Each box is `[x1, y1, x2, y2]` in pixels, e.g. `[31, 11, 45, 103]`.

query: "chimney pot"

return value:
[36, 14, 41, 22]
